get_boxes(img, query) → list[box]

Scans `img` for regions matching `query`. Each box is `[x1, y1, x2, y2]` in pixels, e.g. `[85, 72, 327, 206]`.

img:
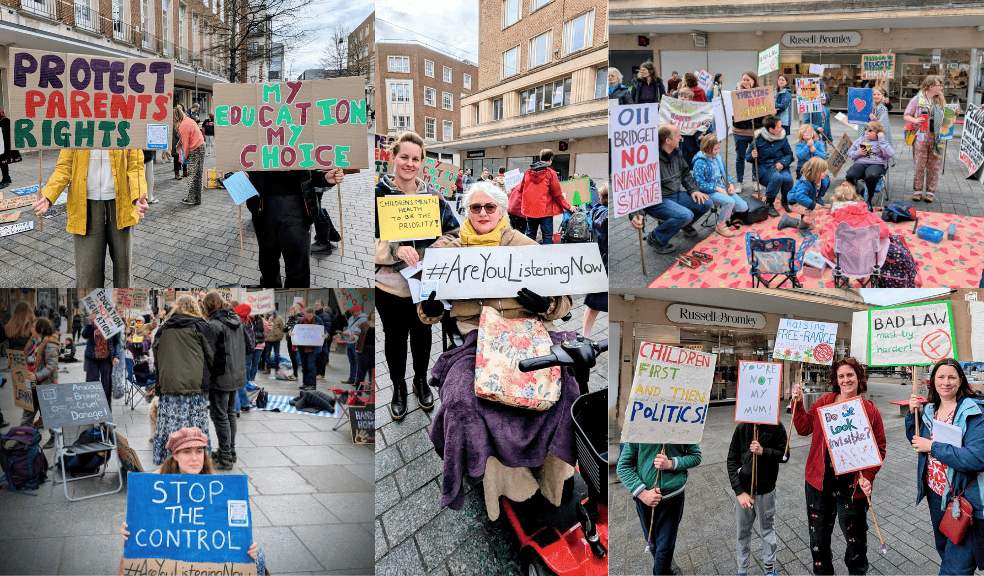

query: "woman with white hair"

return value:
[418, 180, 576, 512]
[608, 67, 632, 104]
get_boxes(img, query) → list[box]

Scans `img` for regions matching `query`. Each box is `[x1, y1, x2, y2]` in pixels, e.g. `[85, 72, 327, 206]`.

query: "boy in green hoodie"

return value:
[618, 442, 702, 575]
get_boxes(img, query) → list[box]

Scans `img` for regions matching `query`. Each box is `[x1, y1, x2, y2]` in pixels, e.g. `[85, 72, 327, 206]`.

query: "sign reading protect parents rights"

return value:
[609, 102, 660, 218]
[9, 49, 173, 150]
[214, 77, 368, 172]
[868, 302, 957, 366]
[620, 342, 716, 444]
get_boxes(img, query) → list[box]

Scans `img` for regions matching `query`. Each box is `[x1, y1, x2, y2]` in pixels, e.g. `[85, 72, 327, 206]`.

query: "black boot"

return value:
[780, 190, 791, 213]
[389, 380, 408, 420]
[413, 375, 434, 411]
[767, 200, 780, 218]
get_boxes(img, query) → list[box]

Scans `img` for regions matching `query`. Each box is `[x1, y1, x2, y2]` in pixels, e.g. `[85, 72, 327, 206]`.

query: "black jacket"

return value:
[631, 76, 666, 104]
[726, 422, 788, 496]
[245, 170, 335, 224]
[608, 83, 632, 105]
[153, 312, 215, 395]
[659, 146, 699, 194]
[207, 308, 249, 392]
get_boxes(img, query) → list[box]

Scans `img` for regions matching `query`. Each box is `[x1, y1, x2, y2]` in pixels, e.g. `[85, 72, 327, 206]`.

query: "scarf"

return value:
[460, 216, 508, 247]
[757, 127, 786, 142]
[916, 92, 946, 157]
[94, 330, 110, 359]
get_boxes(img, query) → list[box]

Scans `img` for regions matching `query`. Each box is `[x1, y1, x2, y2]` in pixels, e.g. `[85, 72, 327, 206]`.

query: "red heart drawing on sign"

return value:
[854, 99, 866, 112]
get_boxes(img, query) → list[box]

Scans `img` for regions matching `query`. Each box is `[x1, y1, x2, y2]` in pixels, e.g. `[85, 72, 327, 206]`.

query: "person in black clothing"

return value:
[202, 113, 215, 155]
[59, 337, 78, 362]
[244, 168, 344, 288]
[631, 62, 666, 104]
[71, 308, 84, 341]
[0, 107, 18, 189]
[314, 301, 332, 379]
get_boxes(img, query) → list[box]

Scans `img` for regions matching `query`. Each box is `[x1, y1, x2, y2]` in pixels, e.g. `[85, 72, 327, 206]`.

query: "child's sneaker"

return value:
[765, 571, 778, 576]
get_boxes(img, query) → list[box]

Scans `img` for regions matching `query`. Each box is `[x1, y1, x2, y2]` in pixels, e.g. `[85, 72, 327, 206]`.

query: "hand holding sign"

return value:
[32, 195, 50, 218]
[134, 195, 149, 219]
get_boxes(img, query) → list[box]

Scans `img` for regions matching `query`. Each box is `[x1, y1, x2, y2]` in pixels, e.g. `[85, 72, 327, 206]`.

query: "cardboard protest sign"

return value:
[0, 194, 38, 212]
[503, 169, 522, 192]
[817, 397, 883, 475]
[610, 102, 660, 218]
[240, 289, 275, 315]
[868, 302, 957, 366]
[291, 324, 325, 347]
[827, 133, 853, 176]
[758, 43, 780, 77]
[8, 49, 173, 150]
[333, 288, 372, 314]
[421, 244, 608, 300]
[847, 87, 873, 125]
[941, 104, 960, 141]
[222, 172, 259, 205]
[773, 318, 838, 365]
[131, 288, 149, 309]
[115, 288, 134, 307]
[713, 90, 733, 141]
[861, 54, 895, 80]
[421, 157, 458, 198]
[731, 87, 775, 121]
[620, 342, 716, 444]
[214, 77, 369, 172]
[116, 432, 145, 473]
[376, 194, 441, 241]
[735, 361, 783, 425]
[6, 350, 34, 410]
[0, 212, 22, 224]
[81, 288, 125, 338]
[796, 78, 823, 114]
[658, 95, 714, 136]
[696, 69, 714, 93]
[10, 185, 40, 196]
[559, 177, 591, 206]
[960, 106, 984, 176]
[374, 133, 394, 175]
[36, 382, 113, 428]
[350, 402, 375, 444]
[164, 289, 175, 304]
[0, 221, 34, 237]
[122, 473, 256, 576]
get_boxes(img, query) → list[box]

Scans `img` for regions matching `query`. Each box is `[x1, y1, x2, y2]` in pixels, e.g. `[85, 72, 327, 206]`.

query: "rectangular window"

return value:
[443, 121, 453, 142]
[424, 87, 436, 107]
[529, 31, 551, 68]
[390, 83, 411, 103]
[425, 118, 436, 139]
[388, 55, 409, 73]
[502, 46, 519, 79]
[594, 67, 607, 99]
[502, 0, 519, 28]
[425, 60, 434, 77]
[531, 0, 550, 10]
[474, 105, 480, 124]
[520, 77, 572, 116]
[442, 92, 453, 111]
[162, 0, 170, 55]
[392, 115, 410, 130]
[112, 0, 128, 39]
[563, 10, 593, 55]
[464, 73, 471, 90]
[493, 98, 503, 121]
[443, 66, 452, 83]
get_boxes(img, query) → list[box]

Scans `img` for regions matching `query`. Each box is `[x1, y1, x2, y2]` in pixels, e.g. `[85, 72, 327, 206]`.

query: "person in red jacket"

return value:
[791, 357, 887, 576]
[683, 72, 707, 102]
[518, 149, 573, 244]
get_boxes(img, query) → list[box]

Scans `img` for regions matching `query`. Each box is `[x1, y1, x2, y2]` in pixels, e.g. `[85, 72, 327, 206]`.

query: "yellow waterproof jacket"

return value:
[41, 150, 147, 235]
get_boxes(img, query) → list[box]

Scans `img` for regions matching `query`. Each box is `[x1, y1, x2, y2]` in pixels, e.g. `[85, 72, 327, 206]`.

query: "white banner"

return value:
[658, 95, 714, 136]
[960, 106, 984, 177]
[772, 318, 838, 365]
[868, 302, 957, 366]
[420, 244, 608, 300]
[609, 102, 661, 218]
[620, 343, 716, 444]
[818, 397, 883, 475]
[241, 289, 275, 315]
[735, 361, 783, 425]
[503, 169, 523, 192]
[81, 288, 125, 339]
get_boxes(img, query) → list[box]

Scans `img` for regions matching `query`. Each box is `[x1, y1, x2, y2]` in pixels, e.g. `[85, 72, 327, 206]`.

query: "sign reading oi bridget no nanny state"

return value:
[620, 342, 716, 444]
[868, 301, 957, 367]
[609, 102, 661, 218]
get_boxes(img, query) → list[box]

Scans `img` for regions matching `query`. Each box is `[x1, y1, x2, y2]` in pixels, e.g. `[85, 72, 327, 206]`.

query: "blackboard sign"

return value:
[349, 403, 375, 444]
[35, 382, 112, 429]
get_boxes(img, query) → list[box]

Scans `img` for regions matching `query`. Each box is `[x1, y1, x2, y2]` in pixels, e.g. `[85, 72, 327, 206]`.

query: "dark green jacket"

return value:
[617, 443, 701, 500]
[153, 312, 214, 395]
[207, 308, 249, 392]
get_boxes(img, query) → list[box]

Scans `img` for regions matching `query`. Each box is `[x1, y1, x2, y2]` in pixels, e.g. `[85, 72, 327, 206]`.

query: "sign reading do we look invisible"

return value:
[122, 473, 256, 576]
[214, 77, 368, 172]
[818, 397, 883, 475]
[621, 343, 716, 444]
[773, 318, 838, 365]
[609, 102, 660, 218]
[735, 361, 783, 425]
[376, 195, 441, 242]
[868, 302, 957, 366]
[81, 288, 125, 339]
[420, 244, 608, 300]
[9, 49, 173, 150]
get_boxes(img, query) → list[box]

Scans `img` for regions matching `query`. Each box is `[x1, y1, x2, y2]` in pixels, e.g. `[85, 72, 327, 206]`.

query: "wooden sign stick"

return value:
[38, 150, 43, 232]
[859, 471, 888, 554]
[752, 137, 761, 195]
[751, 424, 758, 496]
[645, 446, 667, 552]
[337, 182, 345, 257]
[638, 226, 648, 275]
[238, 205, 243, 257]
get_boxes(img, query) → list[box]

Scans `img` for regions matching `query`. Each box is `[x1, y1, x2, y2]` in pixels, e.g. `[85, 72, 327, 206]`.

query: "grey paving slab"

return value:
[251, 494, 340, 526]
[251, 525, 326, 573]
[244, 466, 318, 495]
[292, 523, 376, 572]
[0, 537, 64, 575]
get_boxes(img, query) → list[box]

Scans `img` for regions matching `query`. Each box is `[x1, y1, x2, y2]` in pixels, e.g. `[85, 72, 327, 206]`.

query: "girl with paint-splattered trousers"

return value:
[805, 471, 870, 576]
[912, 134, 941, 200]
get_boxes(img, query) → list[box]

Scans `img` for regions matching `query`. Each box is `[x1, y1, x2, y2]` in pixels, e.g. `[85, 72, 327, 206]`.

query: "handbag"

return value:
[940, 478, 974, 545]
[474, 306, 561, 411]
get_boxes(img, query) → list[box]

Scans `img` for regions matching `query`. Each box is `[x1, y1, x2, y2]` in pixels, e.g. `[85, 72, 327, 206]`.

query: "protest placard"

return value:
[658, 95, 714, 136]
[333, 288, 372, 314]
[960, 106, 984, 176]
[6, 350, 34, 410]
[10, 185, 40, 196]
[214, 77, 368, 172]
[817, 397, 883, 475]
[758, 43, 780, 77]
[941, 104, 960, 141]
[376, 194, 441, 241]
[0, 194, 38, 212]
[122, 473, 256, 576]
[374, 133, 394, 175]
[222, 172, 259, 205]
[420, 244, 608, 300]
[421, 157, 458, 198]
[861, 54, 895, 80]
[809, 63, 826, 75]
[847, 87, 873, 125]
[164, 289, 175, 304]
[132, 288, 149, 309]
[713, 90, 733, 140]
[827, 133, 853, 176]
[0, 212, 21, 224]
[350, 403, 375, 444]
[731, 87, 776, 121]
[291, 324, 325, 347]
[114, 288, 134, 307]
[773, 318, 838, 365]
[9, 49, 173, 150]
[609, 102, 660, 218]
[116, 433, 145, 473]
[735, 361, 783, 425]
[503, 169, 523, 192]
[868, 302, 957, 366]
[620, 342, 716, 444]
[696, 69, 714, 93]
[82, 288, 125, 338]
[559, 178, 591, 206]
[240, 289, 275, 315]
[36, 381, 113, 428]
[796, 78, 823, 114]
[0, 221, 34, 237]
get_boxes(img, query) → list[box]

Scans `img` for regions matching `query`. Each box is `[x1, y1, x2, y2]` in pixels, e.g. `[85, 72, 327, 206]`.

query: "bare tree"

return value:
[316, 22, 371, 79]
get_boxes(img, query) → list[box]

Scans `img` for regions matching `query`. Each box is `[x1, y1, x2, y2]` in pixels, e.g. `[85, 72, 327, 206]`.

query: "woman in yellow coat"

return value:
[32, 149, 149, 287]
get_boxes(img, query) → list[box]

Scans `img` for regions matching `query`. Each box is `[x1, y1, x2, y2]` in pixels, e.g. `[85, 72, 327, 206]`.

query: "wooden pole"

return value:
[38, 150, 43, 232]
[638, 226, 648, 275]
[646, 446, 667, 551]
[752, 136, 760, 195]
[337, 181, 345, 257]
[238, 205, 243, 257]
[860, 470, 887, 554]
[751, 424, 758, 497]
[941, 141, 948, 175]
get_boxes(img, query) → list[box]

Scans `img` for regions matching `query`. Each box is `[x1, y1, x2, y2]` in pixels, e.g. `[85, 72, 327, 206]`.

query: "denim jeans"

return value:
[235, 387, 250, 413]
[758, 168, 794, 203]
[805, 478, 869, 575]
[300, 350, 317, 388]
[735, 135, 753, 183]
[248, 349, 262, 381]
[635, 492, 686, 575]
[708, 191, 749, 224]
[642, 190, 712, 246]
[926, 490, 977, 575]
[346, 343, 358, 381]
[266, 341, 281, 369]
[525, 216, 554, 244]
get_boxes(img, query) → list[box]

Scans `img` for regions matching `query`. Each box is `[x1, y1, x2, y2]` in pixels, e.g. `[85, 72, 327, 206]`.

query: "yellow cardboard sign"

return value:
[377, 195, 441, 242]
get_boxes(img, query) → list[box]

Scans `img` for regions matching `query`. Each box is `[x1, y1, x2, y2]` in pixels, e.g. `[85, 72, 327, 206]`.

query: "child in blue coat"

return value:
[793, 125, 830, 209]
[787, 157, 827, 231]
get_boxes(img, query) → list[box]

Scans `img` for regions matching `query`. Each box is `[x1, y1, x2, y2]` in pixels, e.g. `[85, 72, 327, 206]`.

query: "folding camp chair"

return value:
[123, 356, 155, 410]
[329, 375, 375, 432]
[855, 166, 891, 210]
[832, 222, 889, 288]
[51, 422, 123, 501]
[745, 231, 816, 288]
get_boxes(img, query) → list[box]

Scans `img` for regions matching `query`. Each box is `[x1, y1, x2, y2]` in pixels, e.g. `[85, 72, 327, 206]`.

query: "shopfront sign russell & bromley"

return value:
[781, 32, 861, 48]
[666, 304, 767, 329]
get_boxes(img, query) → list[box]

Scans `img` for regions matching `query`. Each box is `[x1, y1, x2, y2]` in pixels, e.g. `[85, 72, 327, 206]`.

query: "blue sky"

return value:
[859, 288, 952, 306]
[284, 2, 374, 76]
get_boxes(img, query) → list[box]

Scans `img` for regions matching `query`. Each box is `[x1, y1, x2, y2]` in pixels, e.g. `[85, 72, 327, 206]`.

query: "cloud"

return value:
[860, 288, 952, 306]
[376, 0, 479, 63]
[278, 4, 373, 77]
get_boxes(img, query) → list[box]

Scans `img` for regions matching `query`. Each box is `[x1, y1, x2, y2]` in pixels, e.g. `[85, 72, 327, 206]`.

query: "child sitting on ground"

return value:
[819, 183, 890, 262]
[786, 157, 827, 231]
[59, 336, 78, 362]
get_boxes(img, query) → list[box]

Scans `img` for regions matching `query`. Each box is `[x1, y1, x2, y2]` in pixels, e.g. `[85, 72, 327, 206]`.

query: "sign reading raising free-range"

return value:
[420, 244, 609, 300]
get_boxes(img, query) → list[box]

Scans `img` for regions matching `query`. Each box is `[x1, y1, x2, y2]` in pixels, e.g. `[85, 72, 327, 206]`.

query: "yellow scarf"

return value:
[460, 216, 508, 247]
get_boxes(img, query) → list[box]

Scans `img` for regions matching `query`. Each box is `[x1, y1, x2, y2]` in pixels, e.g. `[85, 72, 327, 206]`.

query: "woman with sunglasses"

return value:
[845, 120, 895, 209]
[904, 75, 947, 202]
[374, 131, 459, 421]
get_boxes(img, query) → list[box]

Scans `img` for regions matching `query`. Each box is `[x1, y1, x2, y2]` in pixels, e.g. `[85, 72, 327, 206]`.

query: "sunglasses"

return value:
[469, 203, 499, 214]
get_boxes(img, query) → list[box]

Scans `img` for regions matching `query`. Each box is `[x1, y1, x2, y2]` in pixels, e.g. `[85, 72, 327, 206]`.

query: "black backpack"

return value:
[0, 426, 48, 490]
[63, 426, 108, 477]
[562, 210, 593, 243]
[731, 195, 769, 226]
[255, 388, 269, 409]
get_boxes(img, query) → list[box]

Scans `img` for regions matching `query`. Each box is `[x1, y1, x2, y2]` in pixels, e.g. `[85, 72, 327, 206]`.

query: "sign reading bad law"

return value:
[773, 318, 838, 365]
[620, 342, 716, 444]
[868, 302, 957, 366]
[9, 49, 173, 150]
[609, 102, 660, 218]
[214, 77, 368, 172]
[122, 472, 256, 576]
